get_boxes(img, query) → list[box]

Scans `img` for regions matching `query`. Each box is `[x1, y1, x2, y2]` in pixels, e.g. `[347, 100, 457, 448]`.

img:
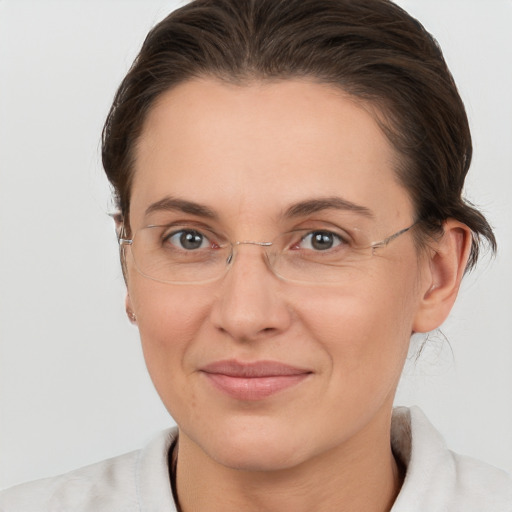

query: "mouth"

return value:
[199, 360, 312, 400]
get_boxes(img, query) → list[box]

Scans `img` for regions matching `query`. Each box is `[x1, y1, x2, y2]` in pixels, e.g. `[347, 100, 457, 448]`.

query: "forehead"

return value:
[130, 78, 412, 229]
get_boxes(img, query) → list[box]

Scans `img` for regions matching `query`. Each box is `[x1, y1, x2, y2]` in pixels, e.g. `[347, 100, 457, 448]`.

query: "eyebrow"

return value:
[144, 197, 217, 219]
[144, 195, 373, 221]
[282, 197, 374, 219]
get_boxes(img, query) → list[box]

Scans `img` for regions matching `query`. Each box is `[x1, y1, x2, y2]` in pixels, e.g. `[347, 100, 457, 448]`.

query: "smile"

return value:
[200, 360, 312, 400]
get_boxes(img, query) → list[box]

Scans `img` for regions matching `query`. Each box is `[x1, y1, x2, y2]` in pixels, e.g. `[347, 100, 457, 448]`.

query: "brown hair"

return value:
[102, 0, 496, 269]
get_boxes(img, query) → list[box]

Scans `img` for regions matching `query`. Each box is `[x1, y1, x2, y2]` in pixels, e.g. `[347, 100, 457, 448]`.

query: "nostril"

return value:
[259, 327, 278, 336]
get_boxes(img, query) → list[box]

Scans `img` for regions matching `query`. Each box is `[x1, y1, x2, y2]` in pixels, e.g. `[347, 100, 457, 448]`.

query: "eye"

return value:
[298, 231, 345, 251]
[165, 229, 212, 251]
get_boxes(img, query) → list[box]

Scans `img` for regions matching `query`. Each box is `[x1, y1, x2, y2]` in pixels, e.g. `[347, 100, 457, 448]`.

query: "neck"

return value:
[174, 411, 404, 512]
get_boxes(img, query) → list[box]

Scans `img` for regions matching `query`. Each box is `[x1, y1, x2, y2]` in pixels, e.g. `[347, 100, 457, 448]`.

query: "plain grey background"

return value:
[1, 0, 511, 490]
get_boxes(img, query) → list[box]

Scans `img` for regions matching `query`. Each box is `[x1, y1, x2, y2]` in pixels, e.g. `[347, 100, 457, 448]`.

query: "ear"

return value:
[111, 212, 124, 239]
[125, 293, 137, 324]
[413, 219, 472, 333]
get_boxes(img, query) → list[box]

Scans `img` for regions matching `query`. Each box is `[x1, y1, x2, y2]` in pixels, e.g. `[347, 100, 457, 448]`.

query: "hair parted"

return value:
[102, 0, 496, 270]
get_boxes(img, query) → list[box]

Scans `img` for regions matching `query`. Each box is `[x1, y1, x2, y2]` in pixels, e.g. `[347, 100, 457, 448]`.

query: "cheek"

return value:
[295, 264, 419, 380]
[137, 291, 204, 348]
[128, 279, 212, 400]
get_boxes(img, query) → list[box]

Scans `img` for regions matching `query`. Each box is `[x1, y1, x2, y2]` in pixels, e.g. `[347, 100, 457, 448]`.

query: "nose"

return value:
[210, 244, 293, 342]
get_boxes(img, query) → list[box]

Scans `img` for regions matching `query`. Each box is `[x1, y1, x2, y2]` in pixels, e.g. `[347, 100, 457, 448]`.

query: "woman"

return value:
[1, 0, 511, 510]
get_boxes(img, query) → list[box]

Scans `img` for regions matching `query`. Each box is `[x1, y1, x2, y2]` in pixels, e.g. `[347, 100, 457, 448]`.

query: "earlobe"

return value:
[125, 294, 137, 324]
[412, 219, 472, 333]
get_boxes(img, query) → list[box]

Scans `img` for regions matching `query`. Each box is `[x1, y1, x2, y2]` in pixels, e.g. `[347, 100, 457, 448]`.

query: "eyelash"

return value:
[294, 231, 346, 251]
[163, 229, 220, 250]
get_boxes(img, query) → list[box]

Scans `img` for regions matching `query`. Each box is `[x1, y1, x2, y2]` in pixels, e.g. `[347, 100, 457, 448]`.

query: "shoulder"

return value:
[0, 451, 139, 512]
[391, 406, 512, 512]
[451, 450, 512, 500]
[0, 428, 178, 512]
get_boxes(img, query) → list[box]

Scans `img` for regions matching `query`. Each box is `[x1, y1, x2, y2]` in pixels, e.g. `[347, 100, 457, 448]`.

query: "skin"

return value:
[125, 78, 471, 512]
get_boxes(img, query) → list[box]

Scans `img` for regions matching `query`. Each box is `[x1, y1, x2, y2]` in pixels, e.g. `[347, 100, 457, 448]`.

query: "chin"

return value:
[186, 414, 315, 472]
[211, 439, 308, 473]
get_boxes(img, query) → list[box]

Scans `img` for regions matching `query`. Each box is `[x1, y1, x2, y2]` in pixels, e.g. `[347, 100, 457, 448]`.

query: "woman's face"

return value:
[126, 78, 432, 471]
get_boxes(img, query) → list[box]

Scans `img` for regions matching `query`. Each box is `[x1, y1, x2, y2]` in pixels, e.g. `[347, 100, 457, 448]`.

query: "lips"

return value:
[200, 360, 312, 400]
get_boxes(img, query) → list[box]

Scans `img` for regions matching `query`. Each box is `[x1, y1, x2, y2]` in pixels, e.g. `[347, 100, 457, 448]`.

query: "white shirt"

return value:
[1, 407, 511, 511]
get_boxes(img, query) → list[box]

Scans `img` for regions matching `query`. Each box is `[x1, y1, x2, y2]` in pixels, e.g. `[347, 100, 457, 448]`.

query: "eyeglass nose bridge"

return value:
[234, 240, 273, 247]
[226, 240, 274, 265]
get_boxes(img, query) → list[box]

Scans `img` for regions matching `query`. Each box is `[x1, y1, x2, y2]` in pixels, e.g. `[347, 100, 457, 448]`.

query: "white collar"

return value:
[133, 407, 512, 511]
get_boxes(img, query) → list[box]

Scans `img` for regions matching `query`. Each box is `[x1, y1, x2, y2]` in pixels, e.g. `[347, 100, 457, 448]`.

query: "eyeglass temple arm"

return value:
[370, 224, 415, 250]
